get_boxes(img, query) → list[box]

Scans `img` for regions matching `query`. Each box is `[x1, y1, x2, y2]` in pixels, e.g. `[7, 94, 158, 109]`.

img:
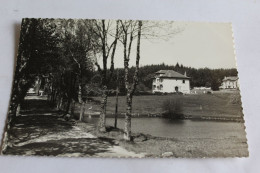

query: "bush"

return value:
[173, 92, 183, 95]
[153, 91, 162, 95]
[207, 91, 212, 94]
[153, 91, 167, 96]
[162, 97, 184, 119]
[134, 91, 153, 96]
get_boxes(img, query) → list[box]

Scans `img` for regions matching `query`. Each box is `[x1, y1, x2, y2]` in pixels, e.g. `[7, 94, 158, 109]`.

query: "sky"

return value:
[102, 21, 237, 69]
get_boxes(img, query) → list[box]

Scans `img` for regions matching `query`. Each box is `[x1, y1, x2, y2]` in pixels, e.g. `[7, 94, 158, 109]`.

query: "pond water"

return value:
[83, 117, 246, 140]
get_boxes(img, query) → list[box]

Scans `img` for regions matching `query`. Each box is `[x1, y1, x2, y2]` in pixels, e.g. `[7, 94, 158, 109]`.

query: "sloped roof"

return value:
[223, 76, 238, 81]
[155, 70, 190, 79]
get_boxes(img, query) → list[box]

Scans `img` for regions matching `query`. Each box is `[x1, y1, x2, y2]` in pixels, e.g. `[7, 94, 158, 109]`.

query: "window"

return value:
[160, 79, 163, 82]
[160, 84, 163, 90]
[183, 80, 185, 84]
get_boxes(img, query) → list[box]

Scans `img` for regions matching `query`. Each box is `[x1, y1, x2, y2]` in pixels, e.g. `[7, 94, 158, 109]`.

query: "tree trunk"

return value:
[123, 21, 142, 141]
[56, 96, 60, 109]
[99, 87, 108, 132]
[78, 77, 83, 103]
[58, 97, 63, 110]
[8, 102, 18, 125]
[114, 71, 119, 128]
[78, 75, 85, 121]
[70, 99, 75, 116]
[53, 90, 58, 105]
[16, 104, 21, 117]
[95, 20, 119, 133]
[65, 99, 71, 114]
[114, 89, 119, 128]
[79, 102, 86, 121]
[124, 94, 132, 140]
[62, 98, 66, 110]
[35, 77, 41, 96]
[51, 88, 56, 104]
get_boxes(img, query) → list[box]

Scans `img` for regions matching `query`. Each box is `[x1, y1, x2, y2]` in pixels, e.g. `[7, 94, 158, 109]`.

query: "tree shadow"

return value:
[21, 98, 59, 114]
[4, 137, 117, 157]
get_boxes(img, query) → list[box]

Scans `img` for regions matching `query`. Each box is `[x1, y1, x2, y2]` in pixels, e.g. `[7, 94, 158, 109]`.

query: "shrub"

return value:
[153, 91, 163, 95]
[161, 97, 184, 119]
[207, 91, 212, 94]
[134, 91, 153, 96]
[173, 92, 183, 95]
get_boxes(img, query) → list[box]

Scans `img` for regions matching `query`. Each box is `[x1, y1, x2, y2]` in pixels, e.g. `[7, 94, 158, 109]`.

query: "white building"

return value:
[152, 70, 190, 94]
[220, 76, 239, 89]
[191, 87, 212, 94]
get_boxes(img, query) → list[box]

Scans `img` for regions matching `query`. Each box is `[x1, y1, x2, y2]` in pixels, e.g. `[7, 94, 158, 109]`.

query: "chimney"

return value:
[184, 71, 187, 76]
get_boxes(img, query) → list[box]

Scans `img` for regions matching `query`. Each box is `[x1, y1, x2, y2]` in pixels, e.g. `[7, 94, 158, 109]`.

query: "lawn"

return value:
[75, 90, 244, 119]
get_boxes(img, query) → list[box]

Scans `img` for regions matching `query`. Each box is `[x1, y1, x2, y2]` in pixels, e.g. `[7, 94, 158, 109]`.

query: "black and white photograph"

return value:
[1, 18, 248, 158]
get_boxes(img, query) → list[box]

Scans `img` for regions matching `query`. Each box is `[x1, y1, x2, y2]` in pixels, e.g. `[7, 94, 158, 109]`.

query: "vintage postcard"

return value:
[1, 18, 248, 158]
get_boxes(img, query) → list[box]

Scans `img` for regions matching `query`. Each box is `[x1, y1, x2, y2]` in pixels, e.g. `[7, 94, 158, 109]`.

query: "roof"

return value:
[223, 76, 238, 81]
[155, 70, 190, 79]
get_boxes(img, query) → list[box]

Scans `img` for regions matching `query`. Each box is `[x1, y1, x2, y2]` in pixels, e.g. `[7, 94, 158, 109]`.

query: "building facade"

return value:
[220, 76, 239, 89]
[152, 70, 190, 94]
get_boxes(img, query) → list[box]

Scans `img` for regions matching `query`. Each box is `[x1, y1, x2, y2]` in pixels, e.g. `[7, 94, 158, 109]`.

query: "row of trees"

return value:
[97, 63, 238, 96]
[132, 63, 238, 91]
[8, 18, 235, 141]
[8, 18, 148, 141]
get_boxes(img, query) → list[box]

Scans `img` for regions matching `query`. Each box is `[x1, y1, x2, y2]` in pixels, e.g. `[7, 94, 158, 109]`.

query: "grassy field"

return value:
[75, 90, 244, 120]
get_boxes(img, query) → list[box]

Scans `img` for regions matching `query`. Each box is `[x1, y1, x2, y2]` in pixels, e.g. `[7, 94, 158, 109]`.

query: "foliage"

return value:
[8, 18, 102, 124]
[8, 18, 62, 123]
[162, 97, 184, 119]
[108, 63, 238, 93]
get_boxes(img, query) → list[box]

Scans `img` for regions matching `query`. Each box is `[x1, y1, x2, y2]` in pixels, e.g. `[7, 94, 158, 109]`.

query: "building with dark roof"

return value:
[152, 70, 190, 94]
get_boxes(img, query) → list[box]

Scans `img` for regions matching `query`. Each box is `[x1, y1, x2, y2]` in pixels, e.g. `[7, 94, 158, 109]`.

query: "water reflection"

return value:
[83, 117, 246, 140]
[161, 118, 185, 125]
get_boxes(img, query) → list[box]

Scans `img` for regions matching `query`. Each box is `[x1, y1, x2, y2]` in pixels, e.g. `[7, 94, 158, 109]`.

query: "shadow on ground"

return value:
[2, 97, 120, 157]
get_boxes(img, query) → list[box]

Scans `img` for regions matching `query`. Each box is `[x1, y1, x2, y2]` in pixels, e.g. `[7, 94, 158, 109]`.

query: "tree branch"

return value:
[95, 62, 102, 73]
[108, 20, 119, 81]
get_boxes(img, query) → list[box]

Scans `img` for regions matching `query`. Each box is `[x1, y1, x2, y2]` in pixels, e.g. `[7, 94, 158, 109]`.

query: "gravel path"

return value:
[1, 96, 145, 158]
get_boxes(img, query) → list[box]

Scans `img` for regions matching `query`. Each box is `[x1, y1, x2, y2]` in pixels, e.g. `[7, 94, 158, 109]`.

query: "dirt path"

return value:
[2, 96, 145, 158]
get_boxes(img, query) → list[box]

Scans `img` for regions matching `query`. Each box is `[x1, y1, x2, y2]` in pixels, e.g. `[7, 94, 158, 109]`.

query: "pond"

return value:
[83, 117, 246, 140]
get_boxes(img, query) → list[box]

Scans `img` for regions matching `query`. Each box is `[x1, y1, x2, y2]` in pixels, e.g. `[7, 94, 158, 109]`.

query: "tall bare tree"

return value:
[92, 20, 120, 132]
[119, 20, 181, 140]
[52, 19, 98, 120]
[118, 20, 142, 140]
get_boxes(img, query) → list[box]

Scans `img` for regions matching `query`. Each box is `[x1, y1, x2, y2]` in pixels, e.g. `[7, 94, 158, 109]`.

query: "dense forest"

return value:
[106, 63, 238, 95]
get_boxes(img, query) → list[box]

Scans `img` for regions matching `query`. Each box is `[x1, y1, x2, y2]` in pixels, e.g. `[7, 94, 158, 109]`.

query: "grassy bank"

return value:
[87, 124, 248, 158]
[75, 91, 247, 157]
[74, 91, 243, 120]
